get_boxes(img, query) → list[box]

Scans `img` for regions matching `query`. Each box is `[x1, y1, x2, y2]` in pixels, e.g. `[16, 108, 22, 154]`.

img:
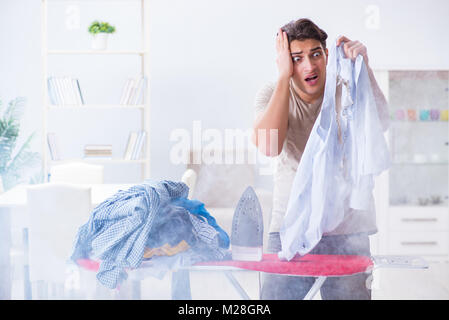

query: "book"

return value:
[119, 76, 146, 105]
[131, 131, 141, 160]
[137, 77, 147, 105]
[122, 78, 135, 105]
[68, 76, 78, 105]
[65, 77, 75, 105]
[61, 77, 71, 105]
[47, 134, 55, 160]
[60, 77, 69, 105]
[137, 131, 146, 159]
[47, 77, 57, 105]
[82, 156, 113, 160]
[132, 131, 146, 160]
[84, 144, 112, 158]
[84, 144, 112, 151]
[131, 78, 144, 105]
[124, 131, 138, 160]
[47, 132, 60, 160]
[47, 76, 84, 106]
[84, 150, 112, 155]
[84, 152, 112, 158]
[53, 78, 64, 105]
[119, 79, 133, 105]
[126, 79, 139, 105]
[84, 152, 112, 156]
[76, 79, 85, 105]
[72, 78, 82, 105]
[50, 78, 59, 105]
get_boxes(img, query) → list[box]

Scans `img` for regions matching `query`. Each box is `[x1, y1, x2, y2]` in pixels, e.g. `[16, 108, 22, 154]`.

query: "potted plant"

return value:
[0, 97, 40, 191]
[88, 20, 116, 50]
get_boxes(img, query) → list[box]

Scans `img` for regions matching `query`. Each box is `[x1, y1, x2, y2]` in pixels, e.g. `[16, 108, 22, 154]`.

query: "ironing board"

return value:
[77, 253, 428, 300]
[191, 253, 373, 300]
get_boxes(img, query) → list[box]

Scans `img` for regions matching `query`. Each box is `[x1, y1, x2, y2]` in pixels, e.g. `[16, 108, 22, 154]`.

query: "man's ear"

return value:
[325, 48, 329, 64]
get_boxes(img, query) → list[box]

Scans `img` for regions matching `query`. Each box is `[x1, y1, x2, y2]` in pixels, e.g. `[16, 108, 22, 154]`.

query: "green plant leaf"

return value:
[2, 132, 40, 189]
[0, 97, 40, 191]
[3, 96, 26, 121]
[88, 20, 116, 34]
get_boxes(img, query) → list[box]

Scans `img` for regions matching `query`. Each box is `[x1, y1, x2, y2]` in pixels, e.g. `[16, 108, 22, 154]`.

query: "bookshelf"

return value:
[47, 50, 147, 55]
[46, 104, 145, 110]
[51, 159, 148, 164]
[41, 0, 151, 182]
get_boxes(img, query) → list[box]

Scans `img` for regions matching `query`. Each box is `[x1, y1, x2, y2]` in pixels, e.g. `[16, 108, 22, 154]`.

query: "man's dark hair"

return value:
[281, 18, 328, 50]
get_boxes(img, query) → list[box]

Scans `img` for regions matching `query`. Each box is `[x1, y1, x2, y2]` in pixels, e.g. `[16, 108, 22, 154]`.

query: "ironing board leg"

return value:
[303, 276, 326, 300]
[23, 228, 32, 300]
[224, 271, 251, 300]
[171, 269, 192, 300]
[131, 280, 141, 299]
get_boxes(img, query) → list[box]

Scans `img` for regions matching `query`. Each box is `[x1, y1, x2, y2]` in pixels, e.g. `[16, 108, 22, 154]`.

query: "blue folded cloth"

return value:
[171, 197, 230, 249]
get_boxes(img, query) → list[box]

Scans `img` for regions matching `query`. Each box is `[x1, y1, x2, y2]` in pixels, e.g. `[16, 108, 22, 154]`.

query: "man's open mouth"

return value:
[305, 75, 318, 82]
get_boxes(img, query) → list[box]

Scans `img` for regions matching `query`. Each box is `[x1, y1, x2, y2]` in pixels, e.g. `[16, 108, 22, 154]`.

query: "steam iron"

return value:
[231, 186, 264, 261]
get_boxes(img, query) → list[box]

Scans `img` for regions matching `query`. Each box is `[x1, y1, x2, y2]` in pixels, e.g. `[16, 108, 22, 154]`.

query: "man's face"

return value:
[290, 39, 328, 103]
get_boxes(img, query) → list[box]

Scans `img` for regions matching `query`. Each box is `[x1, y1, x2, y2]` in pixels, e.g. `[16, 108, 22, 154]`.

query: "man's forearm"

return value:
[252, 78, 291, 156]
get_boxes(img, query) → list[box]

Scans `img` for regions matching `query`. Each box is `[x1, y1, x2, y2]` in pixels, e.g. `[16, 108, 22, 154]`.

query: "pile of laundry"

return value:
[70, 179, 230, 289]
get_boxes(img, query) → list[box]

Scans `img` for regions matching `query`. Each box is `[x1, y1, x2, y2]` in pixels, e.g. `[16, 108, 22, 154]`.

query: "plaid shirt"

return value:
[71, 180, 227, 289]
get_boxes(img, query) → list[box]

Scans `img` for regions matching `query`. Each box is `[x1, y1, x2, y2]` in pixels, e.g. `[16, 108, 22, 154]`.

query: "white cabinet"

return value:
[388, 231, 449, 256]
[374, 70, 449, 260]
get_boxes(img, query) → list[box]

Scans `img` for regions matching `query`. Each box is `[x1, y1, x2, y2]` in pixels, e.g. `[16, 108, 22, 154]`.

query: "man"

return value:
[251, 18, 389, 300]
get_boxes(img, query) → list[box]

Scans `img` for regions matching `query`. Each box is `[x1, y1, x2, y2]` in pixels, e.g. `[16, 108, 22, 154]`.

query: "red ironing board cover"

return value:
[77, 254, 373, 277]
[194, 254, 373, 276]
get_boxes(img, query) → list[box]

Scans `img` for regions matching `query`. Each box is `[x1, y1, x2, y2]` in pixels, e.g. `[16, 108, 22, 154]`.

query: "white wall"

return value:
[1, 0, 449, 185]
[0, 0, 42, 182]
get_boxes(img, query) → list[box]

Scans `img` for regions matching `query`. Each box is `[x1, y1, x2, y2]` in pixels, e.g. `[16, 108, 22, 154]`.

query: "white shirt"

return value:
[277, 43, 390, 260]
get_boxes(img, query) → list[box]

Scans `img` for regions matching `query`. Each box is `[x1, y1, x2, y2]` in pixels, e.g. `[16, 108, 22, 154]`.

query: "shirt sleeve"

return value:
[254, 81, 276, 120]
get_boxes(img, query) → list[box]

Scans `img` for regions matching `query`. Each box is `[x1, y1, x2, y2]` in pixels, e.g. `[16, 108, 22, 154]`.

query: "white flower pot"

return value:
[91, 33, 109, 50]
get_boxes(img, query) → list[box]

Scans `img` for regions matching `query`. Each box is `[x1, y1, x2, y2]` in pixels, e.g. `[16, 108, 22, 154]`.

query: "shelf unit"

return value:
[50, 158, 148, 164]
[372, 70, 449, 261]
[46, 104, 145, 110]
[47, 50, 147, 55]
[41, 0, 150, 181]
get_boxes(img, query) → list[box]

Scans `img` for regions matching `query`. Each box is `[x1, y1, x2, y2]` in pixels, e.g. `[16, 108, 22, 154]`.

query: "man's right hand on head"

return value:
[276, 28, 293, 82]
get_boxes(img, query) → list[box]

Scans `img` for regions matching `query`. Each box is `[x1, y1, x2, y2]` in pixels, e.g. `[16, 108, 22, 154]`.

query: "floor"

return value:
[9, 249, 449, 300]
